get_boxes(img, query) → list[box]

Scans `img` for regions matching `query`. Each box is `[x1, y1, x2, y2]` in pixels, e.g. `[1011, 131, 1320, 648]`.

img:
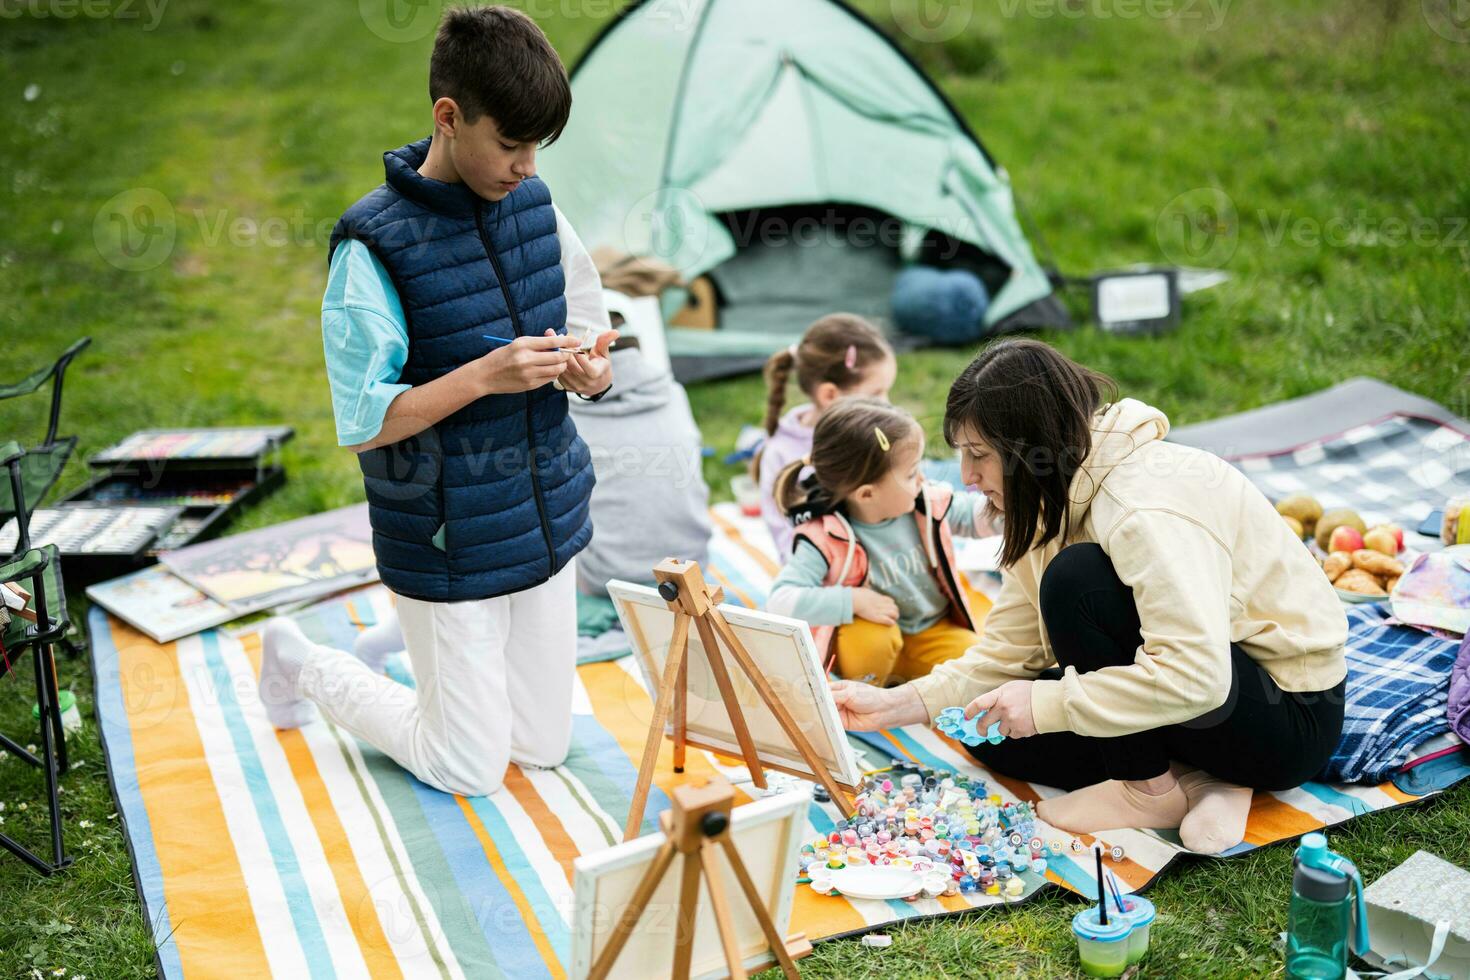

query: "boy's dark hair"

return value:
[943, 338, 1117, 568]
[429, 5, 571, 146]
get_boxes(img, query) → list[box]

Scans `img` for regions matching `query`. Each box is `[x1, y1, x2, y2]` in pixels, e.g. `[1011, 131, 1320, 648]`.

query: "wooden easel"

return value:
[590, 778, 810, 980]
[623, 559, 856, 842]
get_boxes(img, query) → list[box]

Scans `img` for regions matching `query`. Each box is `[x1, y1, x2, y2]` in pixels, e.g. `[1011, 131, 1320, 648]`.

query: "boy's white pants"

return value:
[296, 560, 577, 797]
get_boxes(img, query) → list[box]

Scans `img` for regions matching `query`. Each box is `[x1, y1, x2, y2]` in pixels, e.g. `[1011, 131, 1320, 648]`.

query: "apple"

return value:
[1329, 525, 1365, 553]
[1369, 523, 1404, 552]
[1362, 528, 1399, 556]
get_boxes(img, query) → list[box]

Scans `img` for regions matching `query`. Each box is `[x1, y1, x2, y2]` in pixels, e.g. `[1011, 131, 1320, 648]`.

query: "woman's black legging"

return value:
[965, 543, 1344, 792]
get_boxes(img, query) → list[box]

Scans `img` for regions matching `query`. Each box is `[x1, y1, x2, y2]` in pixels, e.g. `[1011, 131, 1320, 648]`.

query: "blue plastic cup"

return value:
[1072, 906, 1132, 977]
[1115, 894, 1156, 964]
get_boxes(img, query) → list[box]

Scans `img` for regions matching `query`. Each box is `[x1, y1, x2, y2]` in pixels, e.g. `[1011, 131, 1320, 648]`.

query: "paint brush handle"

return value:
[484, 332, 585, 350]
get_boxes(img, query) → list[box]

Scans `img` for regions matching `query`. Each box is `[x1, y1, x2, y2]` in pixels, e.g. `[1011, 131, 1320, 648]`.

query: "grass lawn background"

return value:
[1, 0, 1468, 975]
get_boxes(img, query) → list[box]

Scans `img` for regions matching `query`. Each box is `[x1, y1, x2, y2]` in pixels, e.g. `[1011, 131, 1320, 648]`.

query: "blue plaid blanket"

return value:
[1320, 602, 1460, 784]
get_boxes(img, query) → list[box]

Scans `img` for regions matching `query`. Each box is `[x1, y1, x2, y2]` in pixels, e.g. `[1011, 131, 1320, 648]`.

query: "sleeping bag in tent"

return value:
[537, 0, 1068, 382]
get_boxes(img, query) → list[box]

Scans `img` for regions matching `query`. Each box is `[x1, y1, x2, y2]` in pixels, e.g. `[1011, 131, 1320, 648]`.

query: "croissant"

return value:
[1335, 569, 1387, 596]
[1351, 549, 1404, 577]
[1384, 574, 1400, 594]
[1322, 552, 1352, 582]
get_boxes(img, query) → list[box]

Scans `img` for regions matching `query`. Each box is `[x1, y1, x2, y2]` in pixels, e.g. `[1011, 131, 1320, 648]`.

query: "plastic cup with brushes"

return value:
[1071, 846, 1154, 976]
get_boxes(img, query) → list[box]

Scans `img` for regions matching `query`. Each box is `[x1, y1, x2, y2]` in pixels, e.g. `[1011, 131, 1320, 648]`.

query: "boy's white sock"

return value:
[259, 618, 318, 730]
[352, 610, 403, 673]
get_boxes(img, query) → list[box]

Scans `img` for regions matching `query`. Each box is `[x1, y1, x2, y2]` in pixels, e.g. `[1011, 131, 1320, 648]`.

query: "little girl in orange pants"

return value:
[766, 398, 996, 685]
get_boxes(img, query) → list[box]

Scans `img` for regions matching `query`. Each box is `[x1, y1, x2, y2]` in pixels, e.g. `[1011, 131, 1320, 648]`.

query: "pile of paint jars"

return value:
[800, 766, 1052, 900]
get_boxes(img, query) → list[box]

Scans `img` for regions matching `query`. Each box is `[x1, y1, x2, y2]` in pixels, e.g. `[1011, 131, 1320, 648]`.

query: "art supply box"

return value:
[18, 425, 291, 581]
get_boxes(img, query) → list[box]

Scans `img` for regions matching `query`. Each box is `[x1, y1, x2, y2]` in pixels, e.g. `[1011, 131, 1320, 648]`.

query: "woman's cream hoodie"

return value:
[909, 398, 1348, 738]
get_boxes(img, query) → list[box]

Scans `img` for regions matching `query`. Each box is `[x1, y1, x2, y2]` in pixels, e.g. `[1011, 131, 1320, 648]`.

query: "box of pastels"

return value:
[28, 426, 293, 581]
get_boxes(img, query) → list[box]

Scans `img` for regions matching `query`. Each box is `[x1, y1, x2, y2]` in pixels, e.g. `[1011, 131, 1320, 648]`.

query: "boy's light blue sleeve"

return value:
[322, 240, 412, 447]
[766, 540, 852, 626]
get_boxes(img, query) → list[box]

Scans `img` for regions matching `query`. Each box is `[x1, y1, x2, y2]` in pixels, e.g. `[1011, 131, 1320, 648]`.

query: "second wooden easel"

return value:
[623, 558, 855, 842]
[589, 778, 810, 979]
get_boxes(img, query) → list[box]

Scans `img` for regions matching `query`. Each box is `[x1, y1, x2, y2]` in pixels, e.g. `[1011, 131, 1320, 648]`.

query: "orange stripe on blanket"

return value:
[706, 564, 756, 611]
[709, 508, 781, 577]
[791, 884, 868, 937]
[239, 635, 404, 978]
[1242, 794, 1325, 846]
[577, 661, 752, 807]
[879, 729, 921, 764]
[1064, 833, 1155, 890]
[1377, 782, 1420, 804]
[503, 765, 580, 885]
[456, 796, 567, 980]
[112, 618, 273, 977]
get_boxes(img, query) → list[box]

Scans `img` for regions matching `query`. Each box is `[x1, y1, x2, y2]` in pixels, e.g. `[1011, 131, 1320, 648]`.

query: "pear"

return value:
[1276, 494, 1323, 536]
[1362, 527, 1399, 556]
[1281, 515, 1305, 539]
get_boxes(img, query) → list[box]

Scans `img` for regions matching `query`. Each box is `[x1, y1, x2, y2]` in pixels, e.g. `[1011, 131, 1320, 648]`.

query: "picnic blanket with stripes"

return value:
[91, 504, 1463, 978]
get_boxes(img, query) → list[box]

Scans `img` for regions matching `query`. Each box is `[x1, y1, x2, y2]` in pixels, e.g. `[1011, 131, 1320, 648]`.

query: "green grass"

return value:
[1, 0, 1468, 975]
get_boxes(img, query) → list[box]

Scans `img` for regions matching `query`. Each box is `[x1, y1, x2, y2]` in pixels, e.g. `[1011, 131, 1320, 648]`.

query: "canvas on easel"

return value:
[570, 781, 811, 980]
[608, 560, 862, 835]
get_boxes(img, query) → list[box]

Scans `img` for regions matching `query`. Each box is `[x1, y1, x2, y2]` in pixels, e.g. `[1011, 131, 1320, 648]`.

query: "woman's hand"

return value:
[852, 587, 899, 626]
[558, 328, 618, 397]
[829, 681, 929, 732]
[964, 680, 1037, 739]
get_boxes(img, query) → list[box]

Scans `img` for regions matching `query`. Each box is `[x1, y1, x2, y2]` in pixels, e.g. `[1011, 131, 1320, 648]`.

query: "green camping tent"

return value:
[538, 0, 1067, 381]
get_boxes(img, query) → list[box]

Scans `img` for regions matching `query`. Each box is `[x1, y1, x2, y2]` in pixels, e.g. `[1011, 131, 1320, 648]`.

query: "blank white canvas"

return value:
[570, 789, 809, 980]
[607, 580, 862, 789]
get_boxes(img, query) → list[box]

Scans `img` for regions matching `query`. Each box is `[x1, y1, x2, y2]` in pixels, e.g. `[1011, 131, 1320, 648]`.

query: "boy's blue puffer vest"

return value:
[328, 136, 593, 602]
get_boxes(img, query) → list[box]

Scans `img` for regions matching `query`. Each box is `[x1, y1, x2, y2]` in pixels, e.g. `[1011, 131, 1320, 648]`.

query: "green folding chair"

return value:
[0, 337, 91, 524]
[0, 442, 76, 876]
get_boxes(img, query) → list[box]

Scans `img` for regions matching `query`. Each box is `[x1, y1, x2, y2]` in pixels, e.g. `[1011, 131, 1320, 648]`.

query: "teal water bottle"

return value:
[1286, 832, 1369, 980]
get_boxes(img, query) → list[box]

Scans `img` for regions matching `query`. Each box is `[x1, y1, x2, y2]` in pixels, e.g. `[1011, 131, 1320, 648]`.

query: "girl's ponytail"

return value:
[761, 345, 797, 436]
[773, 457, 810, 517]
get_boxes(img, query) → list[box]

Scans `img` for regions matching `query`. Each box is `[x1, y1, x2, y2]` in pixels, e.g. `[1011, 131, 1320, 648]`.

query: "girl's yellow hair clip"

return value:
[874, 427, 890, 452]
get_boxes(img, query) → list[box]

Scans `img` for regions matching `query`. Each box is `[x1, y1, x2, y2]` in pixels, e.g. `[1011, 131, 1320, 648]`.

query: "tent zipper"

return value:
[474, 201, 557, 571]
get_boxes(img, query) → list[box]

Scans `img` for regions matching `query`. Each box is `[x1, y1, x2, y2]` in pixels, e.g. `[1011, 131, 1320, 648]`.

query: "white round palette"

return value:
[828, 865, 924, 901]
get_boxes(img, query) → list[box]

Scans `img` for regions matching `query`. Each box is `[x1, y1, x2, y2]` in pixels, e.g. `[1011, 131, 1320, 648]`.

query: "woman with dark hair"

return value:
[831, 339, 1348, 853]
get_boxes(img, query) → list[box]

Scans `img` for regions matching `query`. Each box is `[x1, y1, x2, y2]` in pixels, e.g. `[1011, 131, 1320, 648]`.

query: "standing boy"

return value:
[258, 5, 615, 797]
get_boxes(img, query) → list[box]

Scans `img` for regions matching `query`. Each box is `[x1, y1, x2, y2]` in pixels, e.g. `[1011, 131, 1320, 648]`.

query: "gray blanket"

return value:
[569, 346, 712, 595]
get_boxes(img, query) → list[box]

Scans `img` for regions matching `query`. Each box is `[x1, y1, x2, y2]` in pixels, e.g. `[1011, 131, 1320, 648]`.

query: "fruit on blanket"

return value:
[1322, 551, 1352, 582]
[1329, 525, 1365, 553]
[1351, 549, 1404, 578]
[1368, 523, 1404, 552]
[1282, 515, 1305, 539]
[1276, 494, 1323, 535]
[1315, 508, 1365, 550]
[1362, 527, 1399, 556]
[1334, 569, 1387, 596]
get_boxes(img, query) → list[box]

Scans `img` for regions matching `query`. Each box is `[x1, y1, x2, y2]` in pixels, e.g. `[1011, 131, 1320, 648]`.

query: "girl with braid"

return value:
[753, 314, 896, 559]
